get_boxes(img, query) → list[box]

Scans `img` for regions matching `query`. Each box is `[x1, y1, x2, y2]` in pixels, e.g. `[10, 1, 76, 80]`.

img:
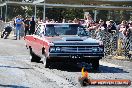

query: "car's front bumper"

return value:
[48, 52, 104, 58]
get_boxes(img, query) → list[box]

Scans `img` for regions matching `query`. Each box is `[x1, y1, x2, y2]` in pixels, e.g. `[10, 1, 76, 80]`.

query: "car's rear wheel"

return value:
[92, 59, 99, 70]
[41, 56, 50, 68]
[29, 47, 41, 62]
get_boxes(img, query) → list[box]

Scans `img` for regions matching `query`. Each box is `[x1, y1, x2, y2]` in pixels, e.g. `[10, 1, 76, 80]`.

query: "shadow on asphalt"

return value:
[11, 39, 17, 40]
[0, 65, 33, 69]
[0, 38, 9, 39]
[46, 62, 129, 73]
[99, 65, 129, 73]
[0, 84, 29, 88]
[49, 62, 82, 72]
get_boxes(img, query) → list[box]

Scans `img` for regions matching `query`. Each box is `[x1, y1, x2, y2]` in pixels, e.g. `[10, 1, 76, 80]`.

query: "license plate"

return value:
[71, 55, 81, 59]
[71, 55, 78, 59]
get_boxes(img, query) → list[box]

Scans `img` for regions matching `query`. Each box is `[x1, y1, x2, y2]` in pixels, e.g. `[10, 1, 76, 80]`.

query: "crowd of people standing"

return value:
[14, 15, 35, 40]
[13, 14, 131, 53]
[0, 14, 131, 58]
[80, 14, 132, 57]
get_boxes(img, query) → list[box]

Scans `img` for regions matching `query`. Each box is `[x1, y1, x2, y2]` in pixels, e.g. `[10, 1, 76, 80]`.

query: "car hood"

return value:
[45, 35, 101, 46]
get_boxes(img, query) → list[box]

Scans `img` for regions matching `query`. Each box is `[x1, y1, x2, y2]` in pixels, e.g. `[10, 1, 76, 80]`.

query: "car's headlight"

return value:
[92, 47, 98, 52]
[56, 47, 61, 51]
[98, 47, 104, 52]
[50, 47, 61, 52]
[50, 47, 56, 52]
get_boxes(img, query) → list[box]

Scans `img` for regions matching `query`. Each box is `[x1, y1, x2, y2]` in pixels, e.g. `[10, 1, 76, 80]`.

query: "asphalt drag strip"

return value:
[25, 58, 132, 88]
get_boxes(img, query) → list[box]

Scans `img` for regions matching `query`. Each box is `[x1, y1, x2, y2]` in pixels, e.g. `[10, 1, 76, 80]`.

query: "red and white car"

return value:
[24, 23, 104, 70]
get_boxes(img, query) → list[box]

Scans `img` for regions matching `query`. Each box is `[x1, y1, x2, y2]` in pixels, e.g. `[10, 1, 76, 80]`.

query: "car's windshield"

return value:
[45, 24, 88, 36]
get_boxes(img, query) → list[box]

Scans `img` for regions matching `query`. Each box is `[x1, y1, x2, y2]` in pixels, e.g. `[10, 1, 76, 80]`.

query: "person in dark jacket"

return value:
[107, 20, 117, 34]
[24, 17, 30, 36]
[123, 23, 132, 58]
[30, 17, 35, 35]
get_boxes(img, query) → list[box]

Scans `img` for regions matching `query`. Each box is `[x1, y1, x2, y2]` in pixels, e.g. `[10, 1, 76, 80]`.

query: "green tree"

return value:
[45, 8, 84, 22]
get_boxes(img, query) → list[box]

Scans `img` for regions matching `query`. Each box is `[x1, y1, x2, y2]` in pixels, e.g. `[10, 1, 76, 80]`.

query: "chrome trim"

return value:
[48, 52, 104, 58]
[51, 56, 102, 57]
[83, 56, 102, 57]
[59, 47, 103, 53]
[54, 45, 100, 46]
[49, 53, 104, 54]
[49, 55, 103, 58]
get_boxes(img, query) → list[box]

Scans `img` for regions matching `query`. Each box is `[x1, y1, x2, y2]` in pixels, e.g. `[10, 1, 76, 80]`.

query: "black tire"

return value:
[92, 59, 99, 70]
[29, 48, 41, 62]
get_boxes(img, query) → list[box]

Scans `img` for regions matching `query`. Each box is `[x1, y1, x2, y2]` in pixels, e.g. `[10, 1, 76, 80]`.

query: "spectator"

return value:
[87, 21, 97, 38]
[45, 17, 49, 23]
[68, 20, 72, 23]
[98, 20, 107, 30]
[73, 18, 79, 23]
[123, 22, 132, 57]
[124, 22, 132, 37]
[30, 17, 35, 35]
[24, 17, 30, 36]
[118, 20, 129, 47]
[84, 13, 93, 28]
[62, 18, 66, 23]
[95, 20, 107, 40]
[15, 15, 23, 40]
[50, 19, 55, 23]
[107, 20, 117, 34]
[14, 16, 18, 26]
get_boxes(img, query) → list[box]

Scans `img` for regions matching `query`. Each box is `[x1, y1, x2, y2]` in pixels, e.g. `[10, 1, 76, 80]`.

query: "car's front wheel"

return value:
[29, 47, 41, 62]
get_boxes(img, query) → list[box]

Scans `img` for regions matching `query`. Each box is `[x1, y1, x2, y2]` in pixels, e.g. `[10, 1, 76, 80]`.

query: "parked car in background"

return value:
[24, 23, 104, 70]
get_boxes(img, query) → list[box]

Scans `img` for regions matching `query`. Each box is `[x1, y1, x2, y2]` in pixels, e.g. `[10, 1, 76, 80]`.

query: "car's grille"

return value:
[61, 46, 99, 53]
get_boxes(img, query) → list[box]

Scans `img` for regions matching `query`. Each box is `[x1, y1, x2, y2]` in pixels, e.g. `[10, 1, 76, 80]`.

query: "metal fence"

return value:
[89, 29, 132, 59]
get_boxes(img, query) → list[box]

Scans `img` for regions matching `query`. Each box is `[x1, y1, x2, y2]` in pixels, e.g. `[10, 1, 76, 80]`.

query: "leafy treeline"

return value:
[1, 5, 132, 22]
